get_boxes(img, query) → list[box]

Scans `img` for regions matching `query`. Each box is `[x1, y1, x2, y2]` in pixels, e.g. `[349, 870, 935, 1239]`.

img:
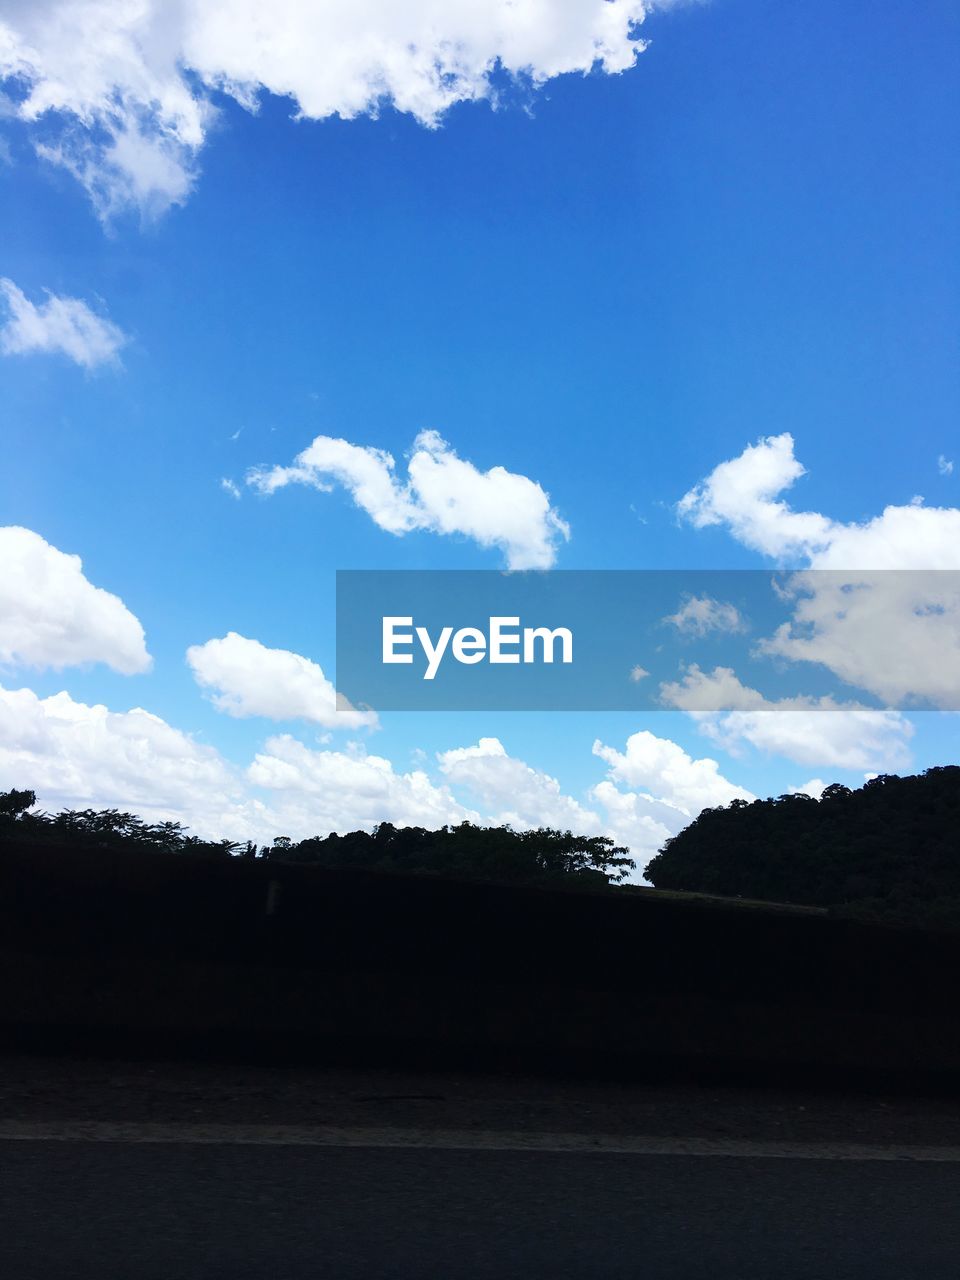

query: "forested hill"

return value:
[644, 767, 960, 927]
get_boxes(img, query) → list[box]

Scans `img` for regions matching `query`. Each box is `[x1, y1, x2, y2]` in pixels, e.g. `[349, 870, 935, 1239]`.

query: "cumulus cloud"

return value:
[584, 728, 756, 876]
[1, 0, 654, 218]
[186, 632, 377, 730]
[248, 429, 569, 569]
[0, 527, 150, 674]
[678, 432, 960, 569]
[247, 734, 473, 834]
[0, 278, 126, 369]
[789, 778, 828, 800]
[440, 737, 711, 875]
[586, 778, 676, 863]
[677, 434, 960, 707]
[664, 594, 746, 637]
[592, 729, 754, 817]
[0, 669, 761, 874]
[0, 683, 464, 841]
[437, 736, 600, 831]
[659, 665, 914, 772]
[756, 571, 960, 709]
[0, 683, 246, 834]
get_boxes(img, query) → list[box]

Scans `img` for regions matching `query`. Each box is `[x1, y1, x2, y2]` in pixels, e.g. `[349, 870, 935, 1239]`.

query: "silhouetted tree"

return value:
[0, 789, 634, 887]
[267, 820, 634, 886]
[644, 766, 960, 924]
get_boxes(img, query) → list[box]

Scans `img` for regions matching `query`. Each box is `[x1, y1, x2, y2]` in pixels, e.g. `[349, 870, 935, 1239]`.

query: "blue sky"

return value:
[1, 0, 958, 870]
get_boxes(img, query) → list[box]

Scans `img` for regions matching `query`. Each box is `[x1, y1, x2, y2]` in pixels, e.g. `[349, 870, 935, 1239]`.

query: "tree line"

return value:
[4, 765, 960, 922]
[644, 766, 960, 928]
[0, 788, 635, 888]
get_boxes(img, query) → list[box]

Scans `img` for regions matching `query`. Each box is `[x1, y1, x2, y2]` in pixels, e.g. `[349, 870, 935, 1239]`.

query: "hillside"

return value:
[645, 767, 960, 929]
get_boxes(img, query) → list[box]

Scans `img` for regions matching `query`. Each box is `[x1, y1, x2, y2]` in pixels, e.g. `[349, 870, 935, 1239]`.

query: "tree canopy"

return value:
[644, 766, 960, 926]
[0, 789, 634, 888]
[264, 821, 634, 886]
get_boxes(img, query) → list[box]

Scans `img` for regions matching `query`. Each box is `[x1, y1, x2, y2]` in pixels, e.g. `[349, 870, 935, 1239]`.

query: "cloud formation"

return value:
[660, 665, 914, 771]
[0, 278, 126, 369]
[0, 683, 242, 834]
[678, 432, 960, 569]
[0, 671, 749, 873]
[1, 0, 652, 218]
[678, 436, 960, 707]
[438, 736, 600, 832]
[592, 729, 754, 817]
[246, 735, 472, 834]
[248, 429, 569, 569]
[0, 527, 150, 674]
[664, 594, 746, 637]
[187, 632, 377, 730]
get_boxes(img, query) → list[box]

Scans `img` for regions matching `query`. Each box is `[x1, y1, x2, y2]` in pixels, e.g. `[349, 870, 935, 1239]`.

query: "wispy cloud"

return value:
[664, 595, 746, 637]
[0, 278, 127, 370]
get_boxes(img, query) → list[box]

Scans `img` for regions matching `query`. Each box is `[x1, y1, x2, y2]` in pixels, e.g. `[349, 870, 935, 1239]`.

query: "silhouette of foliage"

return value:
[265, 820, 634, 886]
[644, 766, 960, 925]
[0, 790, 634, 887]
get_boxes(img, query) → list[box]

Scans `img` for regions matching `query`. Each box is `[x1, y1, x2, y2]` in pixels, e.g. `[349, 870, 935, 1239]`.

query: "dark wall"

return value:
[3, 841, 960, 1086]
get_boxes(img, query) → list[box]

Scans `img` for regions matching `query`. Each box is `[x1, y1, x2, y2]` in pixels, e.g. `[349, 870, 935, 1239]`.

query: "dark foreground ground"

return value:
[6, 1141, 960, 1280]
[2, 1055, 960, 1279]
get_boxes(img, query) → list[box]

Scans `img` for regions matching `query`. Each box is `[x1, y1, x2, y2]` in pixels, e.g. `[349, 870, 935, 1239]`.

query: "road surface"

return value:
[2, 1126, 959, 1278]
[2, 1056, 959, 1277]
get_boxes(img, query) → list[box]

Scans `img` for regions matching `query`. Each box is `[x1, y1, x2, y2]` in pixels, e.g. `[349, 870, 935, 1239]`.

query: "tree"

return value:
[644, 766, 960, 921]
[0, 788, 36, 821]
[266, 821, 635, 887]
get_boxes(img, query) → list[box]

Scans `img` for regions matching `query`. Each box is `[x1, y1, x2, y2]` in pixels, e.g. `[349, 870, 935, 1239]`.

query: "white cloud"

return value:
[186, 632, 377, 730]
[586, 779, 675, 864]
[659, 665, 914, 771]
[247, 734, 473, 834]
[0, 683, 246, 835]
[664, 594, 746, 636]
[0, 672, 756, 874]
[677, 435, 960, 707]
[678, 432, 960, 569]
[586, 728, 756, 878]
[0, 682, 463, 841]
[437, 734, 713, 876]
[0, 526, 150, 674]
[220, 478, 241, 500]
[789, 778, 827, 800]
[756, 571, 960, 708]
[1, 0, 654, 218]
[629, 664, 649, 682]
[939, 455, 954, 477]
[437, 736, 600, 831]
[248, 429, 569, 569]
[592, 729, 754, 817]
[0, 277, 126, 369]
